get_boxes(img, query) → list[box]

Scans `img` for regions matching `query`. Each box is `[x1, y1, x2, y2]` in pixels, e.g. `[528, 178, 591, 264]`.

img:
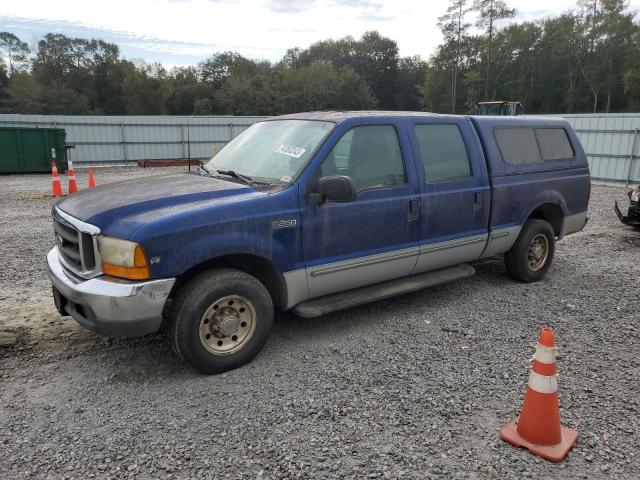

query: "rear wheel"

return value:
[168, 268, 273, 374]
[505, 219, 555, 283]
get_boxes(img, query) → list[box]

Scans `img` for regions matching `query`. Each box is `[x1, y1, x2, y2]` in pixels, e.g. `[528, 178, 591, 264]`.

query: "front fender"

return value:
[136, 214, 303, 279]
[171, 230, 292, 276]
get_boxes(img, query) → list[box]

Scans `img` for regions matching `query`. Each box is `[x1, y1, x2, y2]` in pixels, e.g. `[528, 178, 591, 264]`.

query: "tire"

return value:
[505, 219, 556, 283]
[168, 268, 274, 374]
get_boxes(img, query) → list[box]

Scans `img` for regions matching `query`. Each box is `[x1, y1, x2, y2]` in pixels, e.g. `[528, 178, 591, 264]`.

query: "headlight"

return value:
[630, 186, 640, 203]
[99, 236, 150, 280]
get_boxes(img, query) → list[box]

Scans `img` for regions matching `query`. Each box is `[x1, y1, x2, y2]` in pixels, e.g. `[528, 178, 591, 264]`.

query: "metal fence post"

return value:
[187, 116, 192, 171]
[625, 128, 639, 187]
[181, 123, 186, 159]
[120, 123, 128, 166]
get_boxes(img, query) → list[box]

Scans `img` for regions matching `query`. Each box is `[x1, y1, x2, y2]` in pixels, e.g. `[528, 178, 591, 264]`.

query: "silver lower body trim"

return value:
[306, 246, 419, 299]
[46, 247, 175, 337]
[414, 234, 488, 274]
[480, 226, 522, 258]
[283, 269, 309, 310]
[560, 211, 588, 238]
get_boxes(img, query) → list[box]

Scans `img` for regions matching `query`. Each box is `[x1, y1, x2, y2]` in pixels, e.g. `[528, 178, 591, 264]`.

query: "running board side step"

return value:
[293, 264, 475, 318]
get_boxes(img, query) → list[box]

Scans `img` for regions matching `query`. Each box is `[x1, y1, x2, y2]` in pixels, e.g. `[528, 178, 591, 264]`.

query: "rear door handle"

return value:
[408, 199, 420, 221]
[473, 192, 483, 212]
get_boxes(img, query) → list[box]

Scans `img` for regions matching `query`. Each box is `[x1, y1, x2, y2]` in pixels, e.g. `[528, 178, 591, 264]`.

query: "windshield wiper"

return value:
[198, 164, 211, 176]
[216, 169, 254, 185]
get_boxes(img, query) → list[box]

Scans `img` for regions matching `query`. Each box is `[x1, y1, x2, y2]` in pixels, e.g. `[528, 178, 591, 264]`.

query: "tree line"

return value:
[0, 0, 638, 116]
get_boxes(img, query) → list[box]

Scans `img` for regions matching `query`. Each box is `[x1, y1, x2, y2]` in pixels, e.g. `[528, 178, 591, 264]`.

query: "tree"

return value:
[32, 33, 76, 79]
[121, 61, 170, 114]
[472, 0, 516, 99]
[575, 0, 637, 112]
[490, 22, 541, 106]
[438, 0, 472, 112]
[592, 0, 637, 112]
[93, 59, 126, 114]
[0, 12, 639, 117]
[0, 57, 8, 107]
[165, 67, 206, 115]
[0, 32, 30, 74]
[273, 62, 375, 114]
[4, 72, 42, 113]
[40, 82, 91, 114]
[199, 52, 260, 86]
[395, 56, 428, 111]
[193, 97, 214, 115]
[297, 31, 400, 109]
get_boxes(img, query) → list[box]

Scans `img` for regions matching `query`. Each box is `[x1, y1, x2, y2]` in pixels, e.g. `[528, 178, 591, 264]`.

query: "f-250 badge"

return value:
[271, 219, 297, 230]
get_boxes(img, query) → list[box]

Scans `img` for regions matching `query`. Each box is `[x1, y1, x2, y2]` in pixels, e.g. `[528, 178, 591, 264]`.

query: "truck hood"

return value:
[56, 173, 263, 237]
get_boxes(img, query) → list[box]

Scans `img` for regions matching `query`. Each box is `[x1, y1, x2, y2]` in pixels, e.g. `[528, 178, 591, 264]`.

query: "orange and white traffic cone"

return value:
[87, 168, 96, 189]
[51, 162, 63, 197]
[67, 159, 78, 194]
[499, 327, 578, 462]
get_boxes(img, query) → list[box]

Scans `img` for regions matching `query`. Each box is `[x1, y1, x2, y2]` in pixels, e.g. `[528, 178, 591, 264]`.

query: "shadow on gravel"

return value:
[10, 255, 514, 378]
[272, 255, 509, 343]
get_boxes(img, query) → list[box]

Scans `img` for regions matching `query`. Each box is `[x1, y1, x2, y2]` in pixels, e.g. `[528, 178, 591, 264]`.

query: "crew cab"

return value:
[46, 112, 590, 373]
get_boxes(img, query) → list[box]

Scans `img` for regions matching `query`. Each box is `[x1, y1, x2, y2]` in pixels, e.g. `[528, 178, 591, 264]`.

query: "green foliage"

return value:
[0, 6, 638, 116]
[4, 72, 42, 113]
[624, 69, 640, 110]
[273, 62, 376, 113]
[0, 32, 30, 74]
[424, 0, 639, 113]
[0, 57, 8, 104]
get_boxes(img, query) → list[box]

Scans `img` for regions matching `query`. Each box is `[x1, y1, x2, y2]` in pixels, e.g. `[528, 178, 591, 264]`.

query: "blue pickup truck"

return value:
[47, 112, 590, 373]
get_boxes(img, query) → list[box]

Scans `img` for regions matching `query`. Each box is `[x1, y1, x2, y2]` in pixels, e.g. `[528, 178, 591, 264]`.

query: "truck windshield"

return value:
[204, 120, 334, 183]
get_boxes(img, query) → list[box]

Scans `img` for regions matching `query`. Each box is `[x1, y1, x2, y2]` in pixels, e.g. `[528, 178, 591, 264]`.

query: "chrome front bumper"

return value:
[46, 247, 176, 337]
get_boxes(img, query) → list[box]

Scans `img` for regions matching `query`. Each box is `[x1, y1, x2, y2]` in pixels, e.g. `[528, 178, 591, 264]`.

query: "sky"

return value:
[1, 0, 639, 67]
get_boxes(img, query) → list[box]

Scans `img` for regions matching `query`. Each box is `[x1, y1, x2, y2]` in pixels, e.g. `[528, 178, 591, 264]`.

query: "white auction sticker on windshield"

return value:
[275, 144, 306, 159]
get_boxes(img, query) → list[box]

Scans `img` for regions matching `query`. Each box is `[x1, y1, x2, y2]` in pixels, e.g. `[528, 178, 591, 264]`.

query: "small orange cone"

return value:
[51, 162, 63, 197]
[67, 159, 78, 194]
[500, 328, 577, 462]
[88, 168, 96, 189]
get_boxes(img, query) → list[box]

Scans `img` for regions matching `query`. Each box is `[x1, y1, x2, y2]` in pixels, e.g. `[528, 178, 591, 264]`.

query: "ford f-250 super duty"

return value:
[46, 112, 590, 374]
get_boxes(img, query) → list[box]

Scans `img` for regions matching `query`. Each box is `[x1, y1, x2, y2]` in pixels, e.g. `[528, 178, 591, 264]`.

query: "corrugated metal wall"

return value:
[549, 114, 640, 184]
[0, 115, 266, 165]
[0, 113, 638, 182]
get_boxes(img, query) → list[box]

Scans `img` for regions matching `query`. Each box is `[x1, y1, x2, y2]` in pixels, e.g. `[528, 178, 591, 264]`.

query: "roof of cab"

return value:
[266, 111, 572, 128]
[267, 111, 441, 123]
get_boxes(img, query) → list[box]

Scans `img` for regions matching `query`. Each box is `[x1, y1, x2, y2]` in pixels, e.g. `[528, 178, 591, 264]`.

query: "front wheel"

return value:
[505, 219, 556, 283]
[168, 268, 274, 374]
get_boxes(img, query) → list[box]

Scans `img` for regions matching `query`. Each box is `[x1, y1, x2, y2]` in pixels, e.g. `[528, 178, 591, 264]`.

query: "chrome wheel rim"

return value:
[199, 295, 256, 355]
[528, 234, 549, 272]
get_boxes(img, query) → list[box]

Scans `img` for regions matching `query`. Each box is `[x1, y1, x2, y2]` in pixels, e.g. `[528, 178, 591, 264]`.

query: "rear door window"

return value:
[535, 128, 574, 161]
[495, 127, 542, 165]
[414, 124, 471, 182]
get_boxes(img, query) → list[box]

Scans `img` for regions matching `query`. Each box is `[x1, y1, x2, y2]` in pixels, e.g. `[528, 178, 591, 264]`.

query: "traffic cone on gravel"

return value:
[67, 159, 78, 194]
[87, 168, 96, 189]
[51, 162, 63, 197]
[499, 328, 578, 462]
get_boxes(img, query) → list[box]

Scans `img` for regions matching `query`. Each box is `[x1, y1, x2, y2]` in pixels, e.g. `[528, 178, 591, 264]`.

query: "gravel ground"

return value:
[0, 167, 639, 479]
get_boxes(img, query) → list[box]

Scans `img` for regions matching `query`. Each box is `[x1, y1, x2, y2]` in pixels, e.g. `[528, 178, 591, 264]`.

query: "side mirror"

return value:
[316, 175, 357, 203]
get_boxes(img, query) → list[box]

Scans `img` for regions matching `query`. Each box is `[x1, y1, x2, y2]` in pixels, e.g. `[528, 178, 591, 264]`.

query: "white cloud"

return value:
[1, 0, 638, 66]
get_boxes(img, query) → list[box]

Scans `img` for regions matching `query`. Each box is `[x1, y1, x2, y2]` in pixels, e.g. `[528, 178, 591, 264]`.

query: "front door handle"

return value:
[408, 199, 420, 221]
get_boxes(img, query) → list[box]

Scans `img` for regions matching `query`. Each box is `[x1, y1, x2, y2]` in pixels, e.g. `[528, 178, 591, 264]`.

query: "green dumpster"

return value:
[0, 127, 68, 173]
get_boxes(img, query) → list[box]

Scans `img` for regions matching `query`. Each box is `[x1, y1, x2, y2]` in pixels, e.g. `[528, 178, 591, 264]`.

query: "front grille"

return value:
[53, 210, 99, 276]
